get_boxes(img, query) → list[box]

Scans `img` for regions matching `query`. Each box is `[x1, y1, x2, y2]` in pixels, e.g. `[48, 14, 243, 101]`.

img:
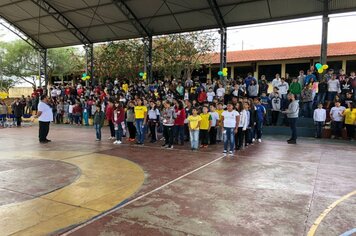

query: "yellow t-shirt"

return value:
[344, 108, 356, 125]
[200, 113, 212, 130]
[216, 109, 224, 125]
[134, 106, 147, 119]
[188, 115, 202, 130]
[122, 83, 128, 93]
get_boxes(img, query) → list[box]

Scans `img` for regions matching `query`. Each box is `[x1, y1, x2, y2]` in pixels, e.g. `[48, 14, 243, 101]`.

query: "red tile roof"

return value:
[205, 41, 356, 64]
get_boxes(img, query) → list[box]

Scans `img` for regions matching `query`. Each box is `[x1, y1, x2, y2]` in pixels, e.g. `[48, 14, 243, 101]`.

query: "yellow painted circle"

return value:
[0, 151, 145, 236]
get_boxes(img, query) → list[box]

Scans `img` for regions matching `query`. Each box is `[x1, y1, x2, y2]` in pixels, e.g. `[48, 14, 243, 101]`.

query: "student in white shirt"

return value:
[313, 103, 326, 138]
[206, 87, 215, 103]
[209, 104, 219, 145]
[330, 101, 346, 139]
[221, 103, 240, 155]
[216, 84, 225, 100]
[236, 102, 249, 150]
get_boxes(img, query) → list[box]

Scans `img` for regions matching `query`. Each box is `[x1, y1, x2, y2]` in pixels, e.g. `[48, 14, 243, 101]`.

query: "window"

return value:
[346, 60, 356, 74]
[286, 63, 310, 78]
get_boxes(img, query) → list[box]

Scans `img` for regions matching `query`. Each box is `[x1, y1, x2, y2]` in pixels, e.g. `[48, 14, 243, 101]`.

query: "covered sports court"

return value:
[0, 0, 355, 235]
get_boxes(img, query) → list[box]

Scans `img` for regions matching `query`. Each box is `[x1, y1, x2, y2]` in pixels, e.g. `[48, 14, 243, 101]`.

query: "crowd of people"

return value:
[1, 66, 355, 152]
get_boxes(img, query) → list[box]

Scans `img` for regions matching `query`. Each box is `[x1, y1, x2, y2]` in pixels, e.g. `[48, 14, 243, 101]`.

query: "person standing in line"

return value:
[342, 102, 356, 141]
[113, 101, 125, 145]
[187, 107, 202, 151]
[134, 98, 147, 145]
[236, 102, 249, 150]
[254, 97, 266, 142]
[330, 101, 346, 139]
[161, 101, 176, 149]
[221, 103, 240, 156]
[209, 104, 219, 145]
[313, 103, 327, 139]
[282, 93, 299, 144]
[11, 98, 24, 127]
[148, 101, 160, 143]
[106, 100, 115, 139]
[126, 101, 136, 142]
[174, 101, 185, 145]
[93, 105, 105, 141]
[33, 95, 53, 143]
[199, 106, 212, 148]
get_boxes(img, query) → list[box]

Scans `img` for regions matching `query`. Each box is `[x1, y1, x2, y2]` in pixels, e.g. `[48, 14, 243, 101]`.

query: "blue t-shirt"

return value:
[255, 104, 266, 122]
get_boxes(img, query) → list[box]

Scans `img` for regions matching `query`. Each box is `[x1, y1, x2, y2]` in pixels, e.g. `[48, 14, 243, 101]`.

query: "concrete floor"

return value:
[0, 125, 355, 236]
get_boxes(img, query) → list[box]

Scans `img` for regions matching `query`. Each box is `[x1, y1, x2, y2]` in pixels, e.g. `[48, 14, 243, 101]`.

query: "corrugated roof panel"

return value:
[223, 1, 270, 25]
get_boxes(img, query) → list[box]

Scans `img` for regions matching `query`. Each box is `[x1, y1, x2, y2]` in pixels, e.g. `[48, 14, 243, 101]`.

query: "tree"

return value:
[0, 40, 39, 88]
[94, 40, 144, 81]
[152, 32, 217, 80]
[93, 31, 217, 81]
[0, 77, 17, 93]
[0, 40, 85, 88]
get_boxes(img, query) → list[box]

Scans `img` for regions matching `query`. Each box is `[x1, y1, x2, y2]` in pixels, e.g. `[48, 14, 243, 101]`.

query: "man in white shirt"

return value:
[329, 101, 346, 139]
[34, 95, 53, 143]
[272, 74, 282, 89]
[313, 103, 326, 138]
[221, 103, 240, 155]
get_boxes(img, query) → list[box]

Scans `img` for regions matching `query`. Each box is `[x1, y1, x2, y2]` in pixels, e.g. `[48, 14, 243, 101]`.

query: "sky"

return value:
[1, 12, 356, 51]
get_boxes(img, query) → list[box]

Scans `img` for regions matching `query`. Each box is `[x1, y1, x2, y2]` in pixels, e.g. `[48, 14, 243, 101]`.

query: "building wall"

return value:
[8, 87, 33, 98]
[208, 55, 356, 80]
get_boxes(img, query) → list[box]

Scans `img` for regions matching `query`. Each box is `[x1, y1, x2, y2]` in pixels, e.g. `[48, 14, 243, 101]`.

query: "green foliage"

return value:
[94, 31, 217, 80]
[0, 40, 84, 88]
[0, 77, 17, 93]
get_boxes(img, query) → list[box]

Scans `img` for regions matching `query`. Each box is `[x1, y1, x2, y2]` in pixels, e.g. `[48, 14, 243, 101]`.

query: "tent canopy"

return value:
[1, 0, 356, 49]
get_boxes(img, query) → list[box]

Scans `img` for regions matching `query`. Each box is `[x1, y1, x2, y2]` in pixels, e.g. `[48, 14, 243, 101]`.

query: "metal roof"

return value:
[1, 0, 356, 49]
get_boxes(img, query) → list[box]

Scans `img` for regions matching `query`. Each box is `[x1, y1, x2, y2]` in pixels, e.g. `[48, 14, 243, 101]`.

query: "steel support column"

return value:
[38, 49, 47, 92]
[219, 28, 227, 77]
[320, 0, 329, 65]
[84, 44, 94, 86]
[143, 36, 153, 83]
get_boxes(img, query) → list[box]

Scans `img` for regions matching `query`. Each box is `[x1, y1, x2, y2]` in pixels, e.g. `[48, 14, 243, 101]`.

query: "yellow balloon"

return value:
[0, 92, 8, 99]
[318, 68, 324, 74]
[322, 64, 328, 70]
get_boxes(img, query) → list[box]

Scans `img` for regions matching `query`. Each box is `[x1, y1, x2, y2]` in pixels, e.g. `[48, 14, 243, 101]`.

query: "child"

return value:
[200, 106, 212, 148]
[207, 87, 215, 103]
[236, 102, 249, 150]
[216, 103, 224, 142]
[113, 101, 125, 144]
[221, 103, 240, 156]
[161, 101, 176, 149]
[93, 105, 105, 141]
[209, 104, 219, 145]
[313, 103, 326, 138]
[148, 101, 160, 143]
[187, 107, 201, 151]
[271, 91, 281, 126]
[126, 101, 136, 142]
[134, 98, 147, 145]
[254, 98, 266, 142]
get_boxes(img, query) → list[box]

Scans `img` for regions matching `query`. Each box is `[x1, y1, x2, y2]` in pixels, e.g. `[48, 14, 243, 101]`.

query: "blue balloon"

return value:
[315, 63, 322, 69]
[218, 71, 223, 76]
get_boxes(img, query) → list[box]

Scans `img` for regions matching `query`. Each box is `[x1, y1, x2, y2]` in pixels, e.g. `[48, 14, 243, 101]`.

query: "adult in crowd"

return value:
[282, 93, 299, 144]
[11, 98, 24, 127]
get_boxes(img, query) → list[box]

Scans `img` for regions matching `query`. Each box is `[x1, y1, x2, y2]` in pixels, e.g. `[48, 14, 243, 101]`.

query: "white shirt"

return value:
[278, 82, 289, 95]
[216, 88, 225, 97]
[38, 101, 53, 122]
[222, 110, 239, 128]
[209, 111, 219, 127]
[330, 106, 346, 122]
[328, 79, 340, 92]
[68, 105, 74, 113]
[272, 78, 281, 89]
[51, 90, 57, 97]
[207, 91, 215, 102]
[238, 110, 248, 130]
[313, 108, 326, 122]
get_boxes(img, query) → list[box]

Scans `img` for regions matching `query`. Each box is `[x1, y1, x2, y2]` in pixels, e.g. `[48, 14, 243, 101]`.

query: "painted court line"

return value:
[61, 154, 226, 235]
[307, 190, 356, 236]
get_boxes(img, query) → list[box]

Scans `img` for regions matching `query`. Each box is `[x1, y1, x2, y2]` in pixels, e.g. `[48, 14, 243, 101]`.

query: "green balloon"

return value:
[82, 73, 87, 77]
[139, 72, 144, 77]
